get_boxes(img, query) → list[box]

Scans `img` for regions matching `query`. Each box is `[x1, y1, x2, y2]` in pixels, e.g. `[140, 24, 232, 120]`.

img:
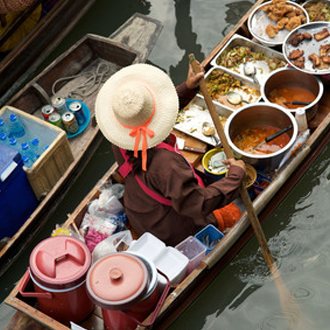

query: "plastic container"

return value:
[295, 108, 308, 133]
[22, 155, 33, 168]
[86, 252, 164, 330]
[21, 142, 37, 163]
[175, 236, 206, 275]
[0, 144, 38, 240]
[18, 236, 94, 325]
[194, 224, 224, 255]
[8, 113, 25, 138]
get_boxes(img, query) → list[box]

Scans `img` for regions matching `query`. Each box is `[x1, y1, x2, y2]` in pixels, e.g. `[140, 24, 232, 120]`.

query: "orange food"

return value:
[233, 125, 291, 155]
[268, 86, 316, 109]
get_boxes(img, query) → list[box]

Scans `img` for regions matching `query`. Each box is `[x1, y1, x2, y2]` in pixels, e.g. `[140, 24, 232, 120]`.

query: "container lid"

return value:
[86, 252, 149, 310]
[29, 236, 92, 290]
[0, 144, 21, 180]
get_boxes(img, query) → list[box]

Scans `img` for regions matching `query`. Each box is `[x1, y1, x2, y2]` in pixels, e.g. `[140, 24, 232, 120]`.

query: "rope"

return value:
[51, 61, 111, 100]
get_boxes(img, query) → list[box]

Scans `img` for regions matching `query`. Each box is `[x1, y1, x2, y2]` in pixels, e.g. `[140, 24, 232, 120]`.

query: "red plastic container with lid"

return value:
[18, 236, 94, 325]
[86, 252, 170, 330]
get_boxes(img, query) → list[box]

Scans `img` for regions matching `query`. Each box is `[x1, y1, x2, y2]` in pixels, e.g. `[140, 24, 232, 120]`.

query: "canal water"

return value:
[1, 0, 330, 329]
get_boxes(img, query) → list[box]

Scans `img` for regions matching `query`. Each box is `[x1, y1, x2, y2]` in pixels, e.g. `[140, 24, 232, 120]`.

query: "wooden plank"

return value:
[109, 13, 163, 63]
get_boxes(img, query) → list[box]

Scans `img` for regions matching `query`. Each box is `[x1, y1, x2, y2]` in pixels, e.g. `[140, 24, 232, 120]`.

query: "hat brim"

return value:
[95, 64, 179, 151]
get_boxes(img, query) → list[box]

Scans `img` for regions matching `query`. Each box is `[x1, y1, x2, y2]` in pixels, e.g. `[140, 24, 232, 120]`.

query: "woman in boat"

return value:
[95, 63, 246, 246]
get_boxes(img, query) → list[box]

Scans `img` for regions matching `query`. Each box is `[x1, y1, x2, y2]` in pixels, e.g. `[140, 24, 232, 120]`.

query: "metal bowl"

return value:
[225, 103, 298, 172]
[283, 21, 330, 75]
[302, 0, 330, 22]
[261, 67, 324, 121]
[248, 1, 309, 48]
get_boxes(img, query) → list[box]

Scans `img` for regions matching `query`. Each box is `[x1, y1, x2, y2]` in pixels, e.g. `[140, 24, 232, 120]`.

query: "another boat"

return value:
[0, 0, 97, 106]
[5, 0, 330, 329]
[0, 13, 163, 276]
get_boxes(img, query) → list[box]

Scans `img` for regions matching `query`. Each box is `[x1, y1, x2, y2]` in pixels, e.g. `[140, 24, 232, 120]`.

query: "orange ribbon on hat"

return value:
[117, 87, 156, 171]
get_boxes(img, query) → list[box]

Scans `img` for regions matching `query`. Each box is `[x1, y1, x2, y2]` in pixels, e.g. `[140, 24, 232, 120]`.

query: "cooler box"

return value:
[0, 106, 74, 200]
[0, 144, 38, 240]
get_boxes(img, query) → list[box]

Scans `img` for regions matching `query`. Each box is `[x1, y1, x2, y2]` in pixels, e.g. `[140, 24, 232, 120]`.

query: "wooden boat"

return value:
[0, 0, 97, 106]
[0, 13, 163, 276]
[5, 0, 330, 329]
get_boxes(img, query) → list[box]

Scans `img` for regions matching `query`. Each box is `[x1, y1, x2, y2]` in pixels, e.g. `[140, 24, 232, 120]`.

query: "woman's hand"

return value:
[222, 158, 246, 172]
[185, 62, 205, 90]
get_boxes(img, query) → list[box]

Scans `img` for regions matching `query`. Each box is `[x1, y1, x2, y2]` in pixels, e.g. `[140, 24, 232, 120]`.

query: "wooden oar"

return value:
[189, 54, 307, 327]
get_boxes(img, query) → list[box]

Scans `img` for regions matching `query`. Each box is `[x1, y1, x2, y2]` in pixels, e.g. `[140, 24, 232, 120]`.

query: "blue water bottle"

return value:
[0, 132, 9, 145]
[9, 137, 18, 150]
[9, 114, 25, 138]
[21, 142, 37, 163]
[30, 138, 41, 159]
[22, 155, 33, 168]
[0, 118, 9, 135]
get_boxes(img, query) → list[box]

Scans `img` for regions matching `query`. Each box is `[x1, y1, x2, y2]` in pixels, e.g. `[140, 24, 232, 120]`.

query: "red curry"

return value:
[234, 125, 291, 155]
[268, 87, 315, 109]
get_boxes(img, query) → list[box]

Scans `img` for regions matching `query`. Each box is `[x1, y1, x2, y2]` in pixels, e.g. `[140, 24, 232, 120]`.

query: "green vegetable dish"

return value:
[216, 45, 286, 72]
[304, 1, 330, 22]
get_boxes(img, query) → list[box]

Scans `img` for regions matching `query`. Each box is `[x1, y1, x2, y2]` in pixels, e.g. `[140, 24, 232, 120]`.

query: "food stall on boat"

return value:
[5, 0, 330, 329]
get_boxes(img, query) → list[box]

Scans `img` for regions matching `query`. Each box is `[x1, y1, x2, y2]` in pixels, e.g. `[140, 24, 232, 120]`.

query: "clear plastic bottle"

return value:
[8, 113, 25, 138]
[0, 132, 9, 145]
[22, 155, 33, 168]
[295, 109, 308, 133]
[30, 138, 41, 159]
[9, 137, 18, 150]
[0, 118, 9, 135]
[21, 142, 37, 163]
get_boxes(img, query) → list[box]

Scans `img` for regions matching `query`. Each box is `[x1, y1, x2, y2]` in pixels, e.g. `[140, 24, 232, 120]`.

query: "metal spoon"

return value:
[202, 121, 221, 146]
[244, 62, 259, 85]
[226, 91, 250, 105]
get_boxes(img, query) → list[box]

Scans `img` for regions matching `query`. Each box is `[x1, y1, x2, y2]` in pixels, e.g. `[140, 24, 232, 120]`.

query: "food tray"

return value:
[303, 0, 330, 22]
[174, 97, 229, 146]
[199, 67, 261, 112]
[283, 21, 330, 75]
[210, 34, 287, 85]
[248, 1, 309, 48]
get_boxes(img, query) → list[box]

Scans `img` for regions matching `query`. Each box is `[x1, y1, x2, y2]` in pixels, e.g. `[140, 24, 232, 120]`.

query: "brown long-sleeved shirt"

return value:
[112, 82, 245, 246]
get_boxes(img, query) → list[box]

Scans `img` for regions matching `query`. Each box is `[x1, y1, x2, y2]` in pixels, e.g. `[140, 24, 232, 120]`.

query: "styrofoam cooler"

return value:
[128, 232, 189, 290]
[0, 144, 38, 240]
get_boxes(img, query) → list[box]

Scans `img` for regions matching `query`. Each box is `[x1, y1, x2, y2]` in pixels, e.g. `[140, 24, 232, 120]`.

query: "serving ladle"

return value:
[284, 101, 311, 106]
[244, 62, 259, 85]
[202, 121, 221, 146]
[226, 91, 250, 105]
[253, 125, 293, 150]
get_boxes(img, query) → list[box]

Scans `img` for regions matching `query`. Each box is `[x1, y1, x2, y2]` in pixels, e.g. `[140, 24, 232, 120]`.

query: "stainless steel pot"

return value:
[261, 67, 323, 121]
[225, 103, 298, 172]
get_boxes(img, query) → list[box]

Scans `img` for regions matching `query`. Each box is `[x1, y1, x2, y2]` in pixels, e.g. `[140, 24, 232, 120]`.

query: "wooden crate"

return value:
[0, 106, 74, 200]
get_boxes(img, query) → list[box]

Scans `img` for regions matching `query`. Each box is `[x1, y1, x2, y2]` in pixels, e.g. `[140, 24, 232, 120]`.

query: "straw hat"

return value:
[95, 64, 179, 155]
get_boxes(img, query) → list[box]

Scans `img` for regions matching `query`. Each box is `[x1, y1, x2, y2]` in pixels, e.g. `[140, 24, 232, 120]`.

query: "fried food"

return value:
[292, 56, 305, 69]
[261, 0, 306, 38]
[289, 49, 304, 60]
[308, 53, 321, 68]
[320, 44, 330, 57]
[302, 31, 312, 40]
[314, 28, 330, 41]
[266, 24, 277, 38]
[285, 16, 303, 31]
[288, 32, 304, 46]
